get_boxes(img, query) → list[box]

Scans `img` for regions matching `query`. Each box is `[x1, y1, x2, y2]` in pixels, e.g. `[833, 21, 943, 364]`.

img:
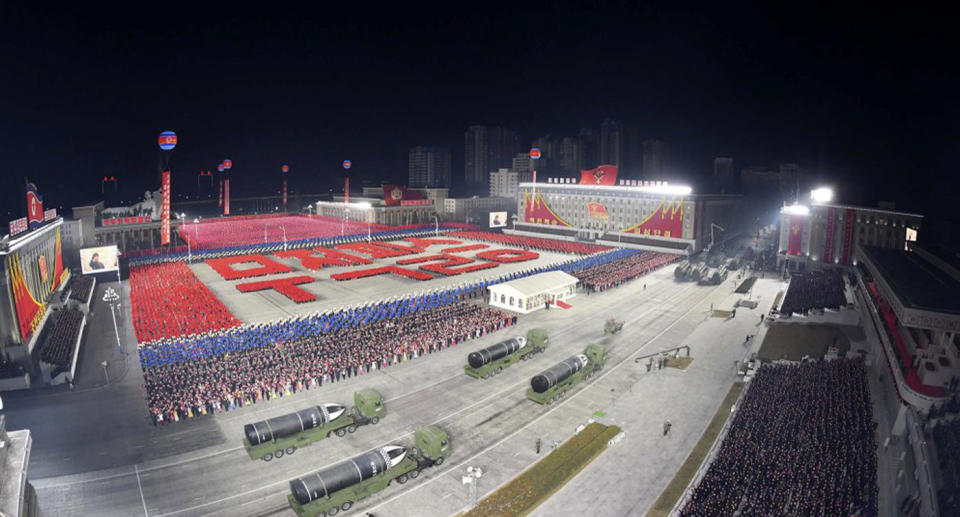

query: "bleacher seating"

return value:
[780, 269, 847, 314]
[68, 275, 95, 303]
[933, 417, 960, 515]
[39, 308, 84, 367]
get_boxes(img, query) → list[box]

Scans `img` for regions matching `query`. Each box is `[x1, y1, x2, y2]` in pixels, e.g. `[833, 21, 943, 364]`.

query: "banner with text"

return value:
[161, 171, 171, 245]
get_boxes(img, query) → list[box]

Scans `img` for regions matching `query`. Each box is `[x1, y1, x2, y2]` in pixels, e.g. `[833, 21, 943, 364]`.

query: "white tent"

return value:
[487, 271, 579, 314]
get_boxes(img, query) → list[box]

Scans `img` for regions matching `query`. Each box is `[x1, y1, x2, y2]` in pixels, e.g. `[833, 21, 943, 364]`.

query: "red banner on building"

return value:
[579, 165, 618, 186]
[282, 177, 287, 207]
[523, 190, 570, 226]
[841, 208, 855, 265]
[588, 202, 609, 219]
[621, 198, 684, 238]
[383, 184, 426, 206]
[823, 207, 837, 263]
[224, 178, 231, 216]
[161, 171, 171, 245]
[218, 178, 223, 207]
[787, 214, 803, 255]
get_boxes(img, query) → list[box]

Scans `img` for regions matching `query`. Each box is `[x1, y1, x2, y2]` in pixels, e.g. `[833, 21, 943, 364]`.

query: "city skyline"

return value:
[1, 3, 956, 241]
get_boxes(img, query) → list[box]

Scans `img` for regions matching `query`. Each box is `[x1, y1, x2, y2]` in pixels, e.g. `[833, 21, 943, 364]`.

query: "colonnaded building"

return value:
[512, 171, 741, 255]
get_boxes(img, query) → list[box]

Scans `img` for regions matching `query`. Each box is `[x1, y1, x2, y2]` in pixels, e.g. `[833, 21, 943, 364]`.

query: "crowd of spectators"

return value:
[576, 251, 678, 292]
[779, 269, 847, 315]
[39, 308, 85, 367]
[143, 301, 515, 424]
[130, 262, 241, 342]
[447, 231, 609, 255]
[67, 275, 95, 303]
[679, 359, 877, 517]
[930, 398, 960, 515]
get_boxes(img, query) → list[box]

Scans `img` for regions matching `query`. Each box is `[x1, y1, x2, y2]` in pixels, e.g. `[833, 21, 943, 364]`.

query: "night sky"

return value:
[2, 4, 957, 240]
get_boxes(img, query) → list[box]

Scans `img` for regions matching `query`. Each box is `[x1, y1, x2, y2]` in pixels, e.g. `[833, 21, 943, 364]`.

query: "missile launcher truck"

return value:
[243, 388, 385, 461]
[526, 344, 606, 404]
[288, 425, 451, 517]
[464, 328, 549, 379]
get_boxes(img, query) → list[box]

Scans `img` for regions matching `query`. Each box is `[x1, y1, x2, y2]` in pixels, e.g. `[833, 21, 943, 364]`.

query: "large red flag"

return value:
[579, 165, 618, 186]
[787, 215, 803, 255]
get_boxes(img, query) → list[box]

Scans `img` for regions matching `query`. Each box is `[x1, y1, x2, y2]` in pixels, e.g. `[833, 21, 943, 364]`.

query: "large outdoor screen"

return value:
[489, 211, 507, 228]
[80, 245, 119, 275]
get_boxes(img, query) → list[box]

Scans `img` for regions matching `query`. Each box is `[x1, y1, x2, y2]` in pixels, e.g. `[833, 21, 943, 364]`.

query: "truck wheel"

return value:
[327, 506, 339, 516]
[285, 446, 296, 455]
[482, 373, 490, 379]
[371, 416, 380, 425]
[341, 501, 353, 511]
[261, 452, 273, 462]
[336, 427, 347, 437]
[521, 355, 527, 361]
[347, 425, 357, 434]
[435, 456, 445, 465]
[397, 474, 409, 484]
[410, 469, 420, 479]
[275, 449, 284, 458]
[495, 367, 503, 374]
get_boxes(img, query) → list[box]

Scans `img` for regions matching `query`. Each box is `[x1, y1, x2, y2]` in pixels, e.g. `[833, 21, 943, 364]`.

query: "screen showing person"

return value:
[79, 246, 120, 275]
[489, 211, 507, 228]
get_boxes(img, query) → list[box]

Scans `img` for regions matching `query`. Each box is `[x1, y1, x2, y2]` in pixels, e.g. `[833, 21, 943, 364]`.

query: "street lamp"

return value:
[462, 466, 484, 510]
[103, 286, 123, 356]
[432, 213, 439, 237]
[511, 213, 517, 231]
[177, 213, 191, 263]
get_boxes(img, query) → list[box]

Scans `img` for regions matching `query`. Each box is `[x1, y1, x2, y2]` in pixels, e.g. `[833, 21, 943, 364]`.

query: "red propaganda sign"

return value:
[38, 254, 48, 284]
[588, 202, 610, 219]
[161, 171, 171, 245]
[26, 183, 44, 229]
[400, 199, 432, 206]
[224, 178, 231, 216]
[8, 217, 27, 236]
[529, 147, 542, 160]
[44, 208, 57, 221]
[282, 178, 288, 206]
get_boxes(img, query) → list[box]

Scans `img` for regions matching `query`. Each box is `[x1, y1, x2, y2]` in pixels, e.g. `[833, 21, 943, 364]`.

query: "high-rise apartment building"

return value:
[578, 128, 599, 170]
[642, 139, 667, 177]
[713, 157, 734, 193]
[489, 168, 521, 198]
[558, 137, 582, 176]
[464, 125, 520, 190]
[408, 146, 452, 188]
[599, 118, 623, 167]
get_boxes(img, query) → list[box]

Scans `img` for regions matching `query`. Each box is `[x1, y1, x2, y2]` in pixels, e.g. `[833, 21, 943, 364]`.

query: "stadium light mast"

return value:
[177, 213, 191, 263]
[103, 287, 123, 356]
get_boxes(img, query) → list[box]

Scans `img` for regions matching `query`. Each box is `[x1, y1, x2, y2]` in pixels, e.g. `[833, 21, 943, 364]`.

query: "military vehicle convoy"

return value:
[526, 344, 606, 404]
[464, 328, 549, 379]
[288, 425, 451, 517]
[243, 389, 385, 461]
[603, 317, 623, 335]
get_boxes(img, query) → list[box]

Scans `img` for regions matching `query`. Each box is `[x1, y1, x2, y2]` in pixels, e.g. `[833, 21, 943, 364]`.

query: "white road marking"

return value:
[135, 464, 150, 516]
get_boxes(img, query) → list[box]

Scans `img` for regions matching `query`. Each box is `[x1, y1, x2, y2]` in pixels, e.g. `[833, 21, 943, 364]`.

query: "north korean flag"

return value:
[26, 183, 44, 228]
